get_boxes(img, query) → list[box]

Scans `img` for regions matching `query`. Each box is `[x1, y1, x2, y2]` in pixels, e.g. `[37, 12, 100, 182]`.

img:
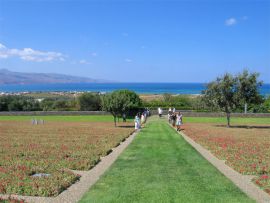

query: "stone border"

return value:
[0, 130, 139, 203]
[170, 125, 270, 203]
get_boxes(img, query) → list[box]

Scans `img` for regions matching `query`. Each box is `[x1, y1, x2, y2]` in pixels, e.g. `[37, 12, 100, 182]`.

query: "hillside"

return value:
[0, 69, 108, 84]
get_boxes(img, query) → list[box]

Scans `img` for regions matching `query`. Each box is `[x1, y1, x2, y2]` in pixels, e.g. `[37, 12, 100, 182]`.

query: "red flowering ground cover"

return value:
[0, 121, 133, 197]
[183, 122, 270, 194]
[0, 196, 25, 203]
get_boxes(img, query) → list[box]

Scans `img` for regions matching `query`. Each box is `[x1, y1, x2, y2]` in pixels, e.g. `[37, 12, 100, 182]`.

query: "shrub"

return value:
[77, 93, 101, 111]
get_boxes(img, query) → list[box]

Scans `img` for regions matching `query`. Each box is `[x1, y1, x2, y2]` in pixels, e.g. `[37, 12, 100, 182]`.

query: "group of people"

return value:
[168, 111, 183, 131]
[134, 107, 183, 131]
[134, 109, 150, 130]
[158, 107, 183, 131]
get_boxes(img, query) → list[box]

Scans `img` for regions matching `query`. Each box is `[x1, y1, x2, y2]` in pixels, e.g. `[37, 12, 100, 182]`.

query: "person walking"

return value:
[168, 107, 172, 114]
[171, 113, 176, 127]
[167, 112, 171, 123]
[134, 114, 141, 130]
[176, 112, 183, 131]
[158, 107, 163, 118]
[141, 113, 145, 124]
[123, 113, 127, 122]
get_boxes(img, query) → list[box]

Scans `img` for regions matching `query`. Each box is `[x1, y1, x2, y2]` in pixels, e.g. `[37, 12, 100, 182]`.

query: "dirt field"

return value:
[0, 121, 134, 196]
[183, 123, 270, 194]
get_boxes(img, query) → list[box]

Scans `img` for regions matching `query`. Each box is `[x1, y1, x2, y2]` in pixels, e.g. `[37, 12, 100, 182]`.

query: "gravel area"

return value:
[0, 129, 139, 203]
[173, 126, 270, 203]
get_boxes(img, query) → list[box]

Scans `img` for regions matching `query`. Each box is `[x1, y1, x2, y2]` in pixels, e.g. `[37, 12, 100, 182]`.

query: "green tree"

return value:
[40, 98, 55, 111]
[21, 99, 41, 111]
[0, 96, 11, 111]
[203, 70, 264, 127]
[8, 99, 23, 111]
[202, 73, 238, 127]
[172, 95, 192, 108]
[102, 90, 142, 126]
[264, 97, 270, 112]
[236, 69, 263, 113]
[78, 93, 101, 111]
[52, 100, 69, 110]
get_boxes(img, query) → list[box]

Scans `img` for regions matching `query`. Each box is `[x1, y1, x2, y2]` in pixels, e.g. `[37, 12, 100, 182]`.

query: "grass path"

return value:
[80, 117, 254, 203]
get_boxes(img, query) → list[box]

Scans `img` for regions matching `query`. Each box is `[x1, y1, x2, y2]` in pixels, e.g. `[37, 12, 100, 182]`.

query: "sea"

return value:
[0, 83, 270, 96]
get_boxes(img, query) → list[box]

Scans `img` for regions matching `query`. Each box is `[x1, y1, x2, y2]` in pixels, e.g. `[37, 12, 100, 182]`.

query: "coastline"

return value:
[0, 83, 269, 96]
[0, 92, 202, 101]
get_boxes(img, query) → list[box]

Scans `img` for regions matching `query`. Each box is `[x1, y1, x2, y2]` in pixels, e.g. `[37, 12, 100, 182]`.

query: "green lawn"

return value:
[1, 115, 269, 124]
[0, 115, 131, 122]
[80, 118, 254, 203]
[184, 116, 270, 124]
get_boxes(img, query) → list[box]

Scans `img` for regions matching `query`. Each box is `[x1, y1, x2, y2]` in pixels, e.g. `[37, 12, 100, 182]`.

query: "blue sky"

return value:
[0, 0, 269, 83]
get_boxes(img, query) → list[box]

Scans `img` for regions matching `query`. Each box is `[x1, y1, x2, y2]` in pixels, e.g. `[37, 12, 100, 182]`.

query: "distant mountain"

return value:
[0, 69, 110, 84]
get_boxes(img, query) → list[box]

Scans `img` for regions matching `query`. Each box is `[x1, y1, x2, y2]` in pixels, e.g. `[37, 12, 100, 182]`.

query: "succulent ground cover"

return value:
[0, 120, 134, 197]
[0, 196, 25, 203]
[183, 122, 270, 194]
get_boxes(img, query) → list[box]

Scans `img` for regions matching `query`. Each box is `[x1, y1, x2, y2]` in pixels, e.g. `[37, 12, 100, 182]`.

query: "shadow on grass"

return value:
[117, 125, 134, 129]
[215, 125, 270, 129]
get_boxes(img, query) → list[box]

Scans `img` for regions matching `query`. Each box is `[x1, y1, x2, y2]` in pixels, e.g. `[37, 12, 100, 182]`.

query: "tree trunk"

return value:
[114, 116, 117, 127]
[226, 112, 231, 127]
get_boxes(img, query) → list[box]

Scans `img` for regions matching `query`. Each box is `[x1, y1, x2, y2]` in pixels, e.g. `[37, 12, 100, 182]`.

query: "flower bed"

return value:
[0, 196, 25, 203]
[0, 121, 133, 197]
[183, 123, 270, 194]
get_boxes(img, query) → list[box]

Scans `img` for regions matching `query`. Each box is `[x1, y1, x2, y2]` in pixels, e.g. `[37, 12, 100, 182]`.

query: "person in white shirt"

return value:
[176, 112, 183, 131]
[141, 113, 145, 124]
[158, 107, 163, 118]
[168, 107, 172, 114]
[134, 114, 141, 130]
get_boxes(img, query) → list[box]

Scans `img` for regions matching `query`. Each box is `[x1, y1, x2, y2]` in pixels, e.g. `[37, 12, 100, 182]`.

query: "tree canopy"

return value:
[236, 70, 263, 108]
[202, 70, 263, 127]
[102, 90, 142, 126]
[78, 93, 101, 111]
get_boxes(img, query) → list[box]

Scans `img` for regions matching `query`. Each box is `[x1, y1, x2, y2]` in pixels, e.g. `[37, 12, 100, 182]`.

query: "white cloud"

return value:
[79, 59, 91, 65]
[125, 58, 132, 63]
[0, 43, 6, 49]
[225, 18, 237, 26]
[0, 43, 65, 62]
[0, 44, 8, 58]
